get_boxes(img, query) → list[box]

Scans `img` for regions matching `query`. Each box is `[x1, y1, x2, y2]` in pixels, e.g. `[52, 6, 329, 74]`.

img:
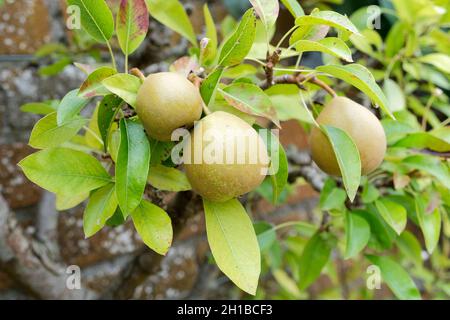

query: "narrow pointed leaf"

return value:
[117, 0, 149, 55]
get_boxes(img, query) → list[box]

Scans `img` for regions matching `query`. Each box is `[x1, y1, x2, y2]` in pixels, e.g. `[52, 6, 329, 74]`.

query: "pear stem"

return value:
[130, 68, 146, 82]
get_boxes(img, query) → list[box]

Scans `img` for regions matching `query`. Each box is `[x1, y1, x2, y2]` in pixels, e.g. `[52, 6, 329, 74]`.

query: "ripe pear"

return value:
[184, 111, 270, 202]
[136, 72, 203, 141]
[310, 96, 386, 176]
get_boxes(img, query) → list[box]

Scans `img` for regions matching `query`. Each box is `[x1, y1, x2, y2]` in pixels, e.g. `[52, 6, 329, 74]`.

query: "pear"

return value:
[184, 112, 269, 202]
[310, 96, 386, 176]
[136, 72, 203, 141]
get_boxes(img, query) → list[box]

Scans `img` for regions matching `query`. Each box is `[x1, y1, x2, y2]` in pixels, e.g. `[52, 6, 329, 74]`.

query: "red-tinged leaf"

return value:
[169, 56, 200, 77]
[74, 62, 96, 75]
[117, 0, 149, 55]
[78, 67, 117, 98]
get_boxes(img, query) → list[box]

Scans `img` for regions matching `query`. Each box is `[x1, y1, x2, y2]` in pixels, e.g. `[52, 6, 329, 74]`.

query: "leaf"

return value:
[298, 232, 335, 290]
[218, 8, 256, 67]
[281, 0, 304, 18]
[20, 103, 57, 115]
[67, 0, 114, 43]
[78, 67, 117, 99]
[295, 10, 359, 35]
[320, 125, 361, 202]
[38, 57, 72, 76]
[394, 132, 450, 152]
[116, 119, 151, 216]
[220, 83, 280, 127]
[84, 104, 103, 150]
[265, 84, 314, 123]
[200, 67, 224, 106]
[353, 209, 396, 250]
[345, 211, 370, 259]
[145, 0, 197, 46]
[397, 231, 422, 266]
[202, 4, 218, 65]
[203, 198, 261, 295]
[56, 192, 89, 211]
[402, 154, 450, 189]
[419, 53, 450, 74]
[97, 95, 123, 151]
[317, 64, 394, 119]
[383, 78, 405, 112]
[254, 221, 276, 253]
[293, 37, 353, 62]
[117, 0, 149, 55]
[375, 199, 407, 235]
[416, 197, 441, 254]
[131, 199, 173, 255]
[319, 179, 346, 211]
[147, 165, 191, 192]
[57, 89, 89, 125]
[102, 73, 141, 107]
[272, 269, 301, 298]
[83, 183, 118, 237]
[18, 148, 111, 195]
[29, 112, 87, 149]
[290, 24, 329, 43]
[366, 255, 421, 300]
[249, 0, 279, 34]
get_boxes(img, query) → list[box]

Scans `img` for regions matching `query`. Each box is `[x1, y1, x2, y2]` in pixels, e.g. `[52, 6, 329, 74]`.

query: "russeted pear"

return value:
[310, 96, 386, 176]
[136, 72, 203, 141]
[184, 111, 270, 202]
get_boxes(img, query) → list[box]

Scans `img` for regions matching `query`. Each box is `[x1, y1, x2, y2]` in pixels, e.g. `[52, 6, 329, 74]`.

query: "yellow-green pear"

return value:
[136, 72, 203, 141]
[310, 96, 386, 176]
[184, 112, 270, 202]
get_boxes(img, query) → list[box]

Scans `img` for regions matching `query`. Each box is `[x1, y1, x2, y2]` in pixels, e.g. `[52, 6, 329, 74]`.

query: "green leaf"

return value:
[218, 8, 256, 66]
[397, 231, 422, 266]
[295, 10, 359, 35]
[78, 67, 117, 98]
[298, 232, 335, 290]
[83, 183, 118, 237]
[353, 209, 396, 250]
[320, 125, 361, 202]
[403, 154, 450, 189]
[102, 73, 141, 107]
[29, 112, 87, 149]
[57, 89, 89, 125]
[203, 198, 261, 295]
[416, 197, 441, 254]
[200, 67, 224, 106]
[97, 95, 123, 152]
[293, 37, 353, 62]
[56, 192, 89, 211]
[145, 0, 197, 46]
[117, 0, 149, 55]
[319, 179, 346, 211]
[131, 199, 173, 255]
[256, 126, 288, 204]
[249, 0, 279, 34]
[345, 211, 370, 259]
[116, 119, 151, 216]
[316, 64, 394, 119]
[38, 57, 72, 76]
[202, 4, 218, 65]
[281, 0, 304, 18]
[394, 132, 450, 152]
[383, 78, 405, 112]
[67, 0, 114, 43]
[147, 165, 191, 192]
[254, 221, 276, 253]
[20, 102, 57, 115]
[265, 84, 314, 123]
[272, 269, 301, 298]
[375, 199, 407, 235]
[220, 83, 280, 127]
[18, 148, 111, 195]
[366, 255, 421, 300]
[361, 179, 380, 203]
[419, 53, 450, 74]
[385, 21, 407, 58]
